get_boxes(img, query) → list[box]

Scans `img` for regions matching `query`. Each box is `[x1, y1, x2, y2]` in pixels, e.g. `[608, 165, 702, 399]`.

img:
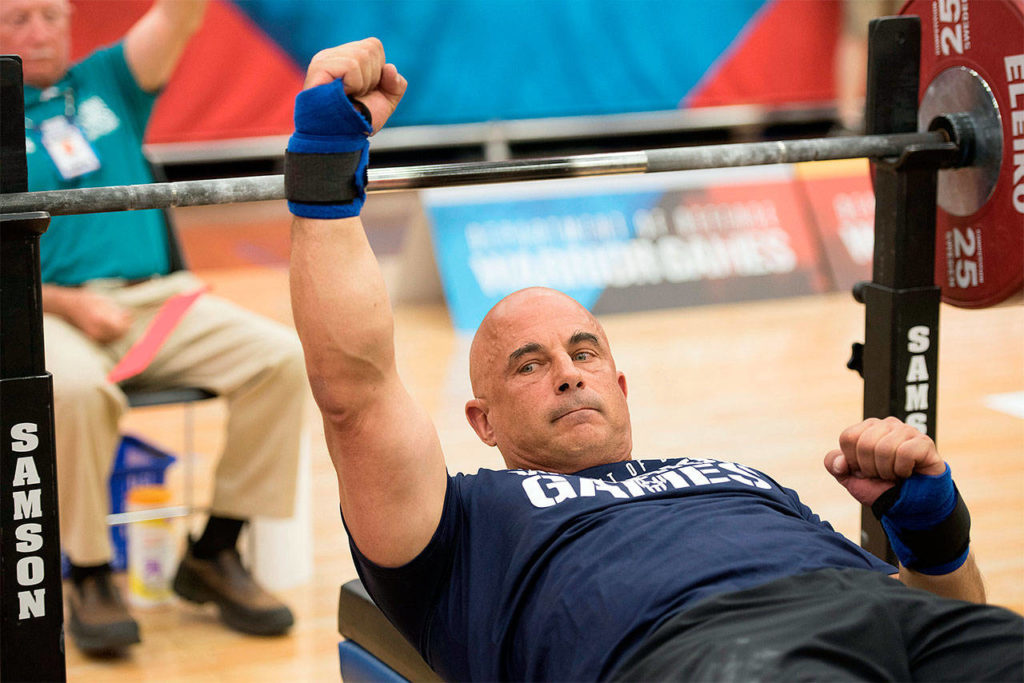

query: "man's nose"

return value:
[555, 357, 584, 394]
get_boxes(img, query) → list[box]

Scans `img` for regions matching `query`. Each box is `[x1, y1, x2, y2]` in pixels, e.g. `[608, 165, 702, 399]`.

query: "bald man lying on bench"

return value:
[287, 38, 1024, 681]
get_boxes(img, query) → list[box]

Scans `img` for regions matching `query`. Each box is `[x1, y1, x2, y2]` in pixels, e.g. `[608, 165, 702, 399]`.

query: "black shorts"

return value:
[610, 568, 1023, 682]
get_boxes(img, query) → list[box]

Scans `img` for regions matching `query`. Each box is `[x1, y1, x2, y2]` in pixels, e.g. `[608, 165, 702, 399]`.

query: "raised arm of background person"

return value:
[824, 417, 986, 603]
[38, 1, 207, 338]
[288, 40, 449, 568]
[122, 0, 207, 92]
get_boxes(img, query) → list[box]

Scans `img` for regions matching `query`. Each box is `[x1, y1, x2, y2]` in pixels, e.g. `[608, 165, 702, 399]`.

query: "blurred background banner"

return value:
[423, 165, 834, 332]
[69, 0, 846, 143]
[793, 159, 876, 294]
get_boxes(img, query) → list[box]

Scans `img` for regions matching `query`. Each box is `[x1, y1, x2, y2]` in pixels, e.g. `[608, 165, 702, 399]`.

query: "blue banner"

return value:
[423, 166, 828, 331]
[232, 0, 765, 126]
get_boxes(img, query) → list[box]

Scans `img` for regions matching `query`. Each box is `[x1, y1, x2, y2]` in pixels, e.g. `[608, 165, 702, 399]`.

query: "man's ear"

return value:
[465, 399, 497, 447]
[618, 371, 628, 399]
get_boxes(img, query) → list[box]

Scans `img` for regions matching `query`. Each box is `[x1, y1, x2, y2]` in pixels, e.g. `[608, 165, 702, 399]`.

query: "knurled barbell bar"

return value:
[0, 130, 959, 215]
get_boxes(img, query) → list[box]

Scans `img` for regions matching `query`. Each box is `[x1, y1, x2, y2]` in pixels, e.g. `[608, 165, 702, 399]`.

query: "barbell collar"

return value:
[0, 130, 949, 216]
[927, 113, 976, 169]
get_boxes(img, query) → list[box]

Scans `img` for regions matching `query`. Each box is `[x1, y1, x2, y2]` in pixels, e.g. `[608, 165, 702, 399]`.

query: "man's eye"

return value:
[519, 362, 536, 374]
[573, 351, 591, 361]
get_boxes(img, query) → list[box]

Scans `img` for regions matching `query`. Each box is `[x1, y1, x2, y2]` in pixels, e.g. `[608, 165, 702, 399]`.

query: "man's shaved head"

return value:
[464, 287, 631, 473]
[469, 287, 604, 397]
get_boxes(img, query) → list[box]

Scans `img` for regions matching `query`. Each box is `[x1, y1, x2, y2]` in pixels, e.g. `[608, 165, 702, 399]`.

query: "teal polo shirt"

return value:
[24, 43, 170, 286]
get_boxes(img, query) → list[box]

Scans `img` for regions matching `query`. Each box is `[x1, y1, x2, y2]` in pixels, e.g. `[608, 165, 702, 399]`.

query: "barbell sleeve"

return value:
[0, 131, 949, 216]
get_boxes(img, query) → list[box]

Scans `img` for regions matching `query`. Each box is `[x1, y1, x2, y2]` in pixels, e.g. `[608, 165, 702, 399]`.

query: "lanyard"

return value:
[26, 81, 101, 181]
[25, 83, 76, 131]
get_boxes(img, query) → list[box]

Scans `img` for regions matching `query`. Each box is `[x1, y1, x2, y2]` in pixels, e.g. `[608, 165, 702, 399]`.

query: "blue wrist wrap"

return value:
[285, 79, 371, 219]
[871, 464, 971, 575]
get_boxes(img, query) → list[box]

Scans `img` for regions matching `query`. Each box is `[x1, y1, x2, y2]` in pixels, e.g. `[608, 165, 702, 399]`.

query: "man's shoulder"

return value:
[72, 42, 127, 77]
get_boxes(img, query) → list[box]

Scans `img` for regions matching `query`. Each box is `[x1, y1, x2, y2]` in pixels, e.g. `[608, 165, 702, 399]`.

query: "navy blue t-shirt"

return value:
[349, 457, 894, 682]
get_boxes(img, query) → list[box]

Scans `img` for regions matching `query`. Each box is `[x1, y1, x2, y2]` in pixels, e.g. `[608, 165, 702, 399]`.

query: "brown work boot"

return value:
[66, 573, 141, 654]
[172, 544, 294, 636]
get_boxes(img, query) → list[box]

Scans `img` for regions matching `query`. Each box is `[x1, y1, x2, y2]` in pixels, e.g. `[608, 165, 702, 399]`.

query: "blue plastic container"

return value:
[62, 435, 177, 576]
[107, 435, 177, 571]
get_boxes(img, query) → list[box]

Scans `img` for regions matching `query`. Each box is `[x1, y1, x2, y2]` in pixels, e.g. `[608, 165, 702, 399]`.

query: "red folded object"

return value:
[107, 286, 209, 384]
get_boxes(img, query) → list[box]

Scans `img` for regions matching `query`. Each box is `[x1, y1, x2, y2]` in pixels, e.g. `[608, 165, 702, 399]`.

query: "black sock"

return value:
[69, 561, 111, 587]
[191, 515, 245, 559]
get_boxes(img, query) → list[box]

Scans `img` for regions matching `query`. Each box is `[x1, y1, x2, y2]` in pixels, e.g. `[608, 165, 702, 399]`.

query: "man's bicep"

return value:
[328, 377, 449, 568]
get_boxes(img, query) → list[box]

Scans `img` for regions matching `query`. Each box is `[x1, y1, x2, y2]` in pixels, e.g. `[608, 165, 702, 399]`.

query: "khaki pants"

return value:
[44, 271, 306, 566]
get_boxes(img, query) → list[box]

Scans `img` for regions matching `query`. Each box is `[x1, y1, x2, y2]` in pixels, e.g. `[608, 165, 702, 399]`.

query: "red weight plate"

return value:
[902, 0, 1024, 308]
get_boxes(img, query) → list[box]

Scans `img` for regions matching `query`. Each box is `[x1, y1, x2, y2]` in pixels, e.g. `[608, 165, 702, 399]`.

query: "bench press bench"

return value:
[338, 579, 443, 682]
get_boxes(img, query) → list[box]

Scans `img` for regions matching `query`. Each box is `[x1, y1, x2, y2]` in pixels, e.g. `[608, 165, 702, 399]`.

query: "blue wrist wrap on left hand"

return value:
[285, 79, 372, 219]
[873, 464, 971, 575]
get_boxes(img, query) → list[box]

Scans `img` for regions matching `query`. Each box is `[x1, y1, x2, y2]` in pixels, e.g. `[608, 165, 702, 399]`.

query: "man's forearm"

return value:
[289, 215, 397, 416]
[898, 551, 986, 603]
[287, 39, 407, 420]
[124, 0, 208, 91]
[151, 0, 208, 33]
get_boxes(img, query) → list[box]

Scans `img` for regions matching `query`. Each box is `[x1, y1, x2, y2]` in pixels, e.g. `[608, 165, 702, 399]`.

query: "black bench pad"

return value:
[338, 579, 443, 682]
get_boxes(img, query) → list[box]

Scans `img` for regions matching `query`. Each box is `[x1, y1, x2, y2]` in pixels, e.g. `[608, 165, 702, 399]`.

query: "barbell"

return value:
[1, 0, 1021, 309]
[0, 130, 956, 215]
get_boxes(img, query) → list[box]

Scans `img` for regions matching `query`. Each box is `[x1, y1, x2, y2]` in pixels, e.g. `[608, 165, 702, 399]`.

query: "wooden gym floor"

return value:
[63, 199, 1023, 681]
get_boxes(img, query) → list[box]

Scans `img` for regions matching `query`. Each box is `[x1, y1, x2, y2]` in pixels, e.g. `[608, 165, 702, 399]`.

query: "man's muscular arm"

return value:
[825, 417, 986, 603]
[288, 39, 449, 568]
